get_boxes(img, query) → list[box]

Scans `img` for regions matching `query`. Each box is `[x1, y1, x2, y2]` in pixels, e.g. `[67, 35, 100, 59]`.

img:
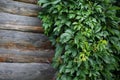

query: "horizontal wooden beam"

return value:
[0, 12, 42, 26]
[0, 63, 55, 80]
[13, 0, 37, 4]
[0, 24, 44, 33]
[0, 48, 54, 63]
[0, 12, 44, 33]
[0, 30, 53, 49]
[0, 30, 54, 63]
[0, 0, 41, 17]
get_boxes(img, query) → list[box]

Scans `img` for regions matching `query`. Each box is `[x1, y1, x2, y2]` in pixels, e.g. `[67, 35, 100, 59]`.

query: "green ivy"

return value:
[38, 0, 120, 80]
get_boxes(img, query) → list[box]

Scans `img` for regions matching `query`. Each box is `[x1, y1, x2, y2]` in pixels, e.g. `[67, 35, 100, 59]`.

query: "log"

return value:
[13, 0, 37, 4]
[0, 30, 53, 49]
[0, 12, 42, 26]
[0, 24, 44, 33]
[0, 0, 41, 17]
[0, 63, 55, 80]
[0, 48, 54, 63]
[0, 12, 43, 33]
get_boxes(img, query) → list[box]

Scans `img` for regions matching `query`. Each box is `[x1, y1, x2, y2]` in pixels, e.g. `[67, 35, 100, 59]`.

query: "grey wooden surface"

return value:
[0, 12, 43, 33]
[0, 48, 54, 63]
[0, 0, 41, 16]
[0, 30, 53, 63]
[0, 63, 55, 80]
[0, 0, 55, 79]
[0, 30, 51, 49]
[13, 0, 37, 4]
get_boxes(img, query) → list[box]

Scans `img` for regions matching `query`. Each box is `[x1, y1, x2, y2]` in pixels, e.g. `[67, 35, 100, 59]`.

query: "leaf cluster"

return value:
[38, 0, 120, 80]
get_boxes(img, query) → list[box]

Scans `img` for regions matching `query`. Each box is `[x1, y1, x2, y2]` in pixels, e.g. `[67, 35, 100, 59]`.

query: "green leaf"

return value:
[60, 29, 73, 43]
[95, 26, 102, 33]
[55, 44, 63, 58]
[60, 65, 65, 73]
[38, 0, 48, 3]
[60, 33, 71, 43]
[61, 75, 67, 80]
[52, 0, 61, 4]
[68, 14, 76, 19]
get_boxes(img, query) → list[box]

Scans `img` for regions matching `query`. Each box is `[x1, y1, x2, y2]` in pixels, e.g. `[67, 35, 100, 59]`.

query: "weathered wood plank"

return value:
[0, 0, 41, 16]
[0, 48, 54, 63]
[0, 63, 55, 80]
[0, 24, 44, 33]
[0, 12, 42, 26]
[0, 30, 53, 49]
[0, 12, 43, 32]
[13, 0, 37, 4]
[0, 30, 53, 63]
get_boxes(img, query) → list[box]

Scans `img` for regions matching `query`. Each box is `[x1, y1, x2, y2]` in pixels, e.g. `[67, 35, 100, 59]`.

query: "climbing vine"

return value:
[38, 0, 120, 80]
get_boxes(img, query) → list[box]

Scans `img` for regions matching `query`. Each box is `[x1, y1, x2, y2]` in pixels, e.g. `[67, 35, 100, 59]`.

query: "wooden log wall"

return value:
[0, 0, 55, 80]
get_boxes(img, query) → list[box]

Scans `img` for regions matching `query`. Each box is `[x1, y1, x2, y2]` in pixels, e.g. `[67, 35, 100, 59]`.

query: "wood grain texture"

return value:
[0, 48, 54, 63]
[0, 0, 41, 16]
[0, 12, 43, 33]
[0, 63, 55, 80]
[13, 0, 37, 4]
[0, 12, 42, 26]
[0, 30, 53, 49]
[0, 24, 44, 33]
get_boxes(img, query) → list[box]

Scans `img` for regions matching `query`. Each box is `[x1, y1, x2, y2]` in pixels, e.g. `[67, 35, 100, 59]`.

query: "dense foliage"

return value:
[38, 0, 120, 80]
